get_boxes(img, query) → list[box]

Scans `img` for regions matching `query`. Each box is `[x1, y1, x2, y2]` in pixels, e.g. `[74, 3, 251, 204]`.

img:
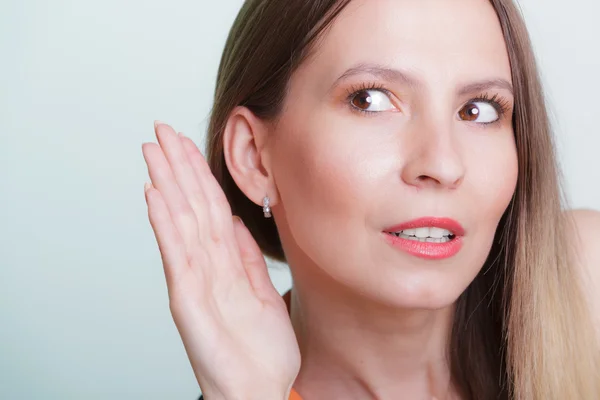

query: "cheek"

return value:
[273, 116, 380, 222]
[271, 113, 385, 270]
[468, 138, 518, 227]
[456, 136, 518, 288]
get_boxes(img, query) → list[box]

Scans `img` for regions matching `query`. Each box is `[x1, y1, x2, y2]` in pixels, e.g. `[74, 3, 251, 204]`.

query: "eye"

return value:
[458, 101, 499, 124]
[350, 89, 396, 113]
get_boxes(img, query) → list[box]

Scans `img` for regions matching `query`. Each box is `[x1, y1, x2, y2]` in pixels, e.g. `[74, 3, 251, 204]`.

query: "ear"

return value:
[223, 106, 279, 208]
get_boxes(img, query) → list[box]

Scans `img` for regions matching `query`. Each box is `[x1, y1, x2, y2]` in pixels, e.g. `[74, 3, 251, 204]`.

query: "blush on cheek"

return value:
[271, 120, 375, 267]
[277, 126, 366, 215]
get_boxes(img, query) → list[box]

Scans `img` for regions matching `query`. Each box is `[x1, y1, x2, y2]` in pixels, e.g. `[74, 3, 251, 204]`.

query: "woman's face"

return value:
[269, 0, 517, 308]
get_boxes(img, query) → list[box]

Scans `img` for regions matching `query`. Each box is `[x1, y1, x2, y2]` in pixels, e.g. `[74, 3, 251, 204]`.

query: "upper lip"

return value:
[383, 217, 465, 236]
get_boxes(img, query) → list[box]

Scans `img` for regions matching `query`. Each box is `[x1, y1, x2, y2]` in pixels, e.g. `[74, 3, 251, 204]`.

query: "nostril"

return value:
[416, 175, 439, 184]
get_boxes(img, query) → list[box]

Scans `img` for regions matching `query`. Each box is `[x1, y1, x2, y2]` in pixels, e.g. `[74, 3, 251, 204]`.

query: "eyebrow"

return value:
[330, 63, 514, 96]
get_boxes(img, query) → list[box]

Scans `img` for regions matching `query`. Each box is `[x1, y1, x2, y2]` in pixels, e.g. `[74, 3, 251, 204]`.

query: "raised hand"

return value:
[142, 121, 300, 400]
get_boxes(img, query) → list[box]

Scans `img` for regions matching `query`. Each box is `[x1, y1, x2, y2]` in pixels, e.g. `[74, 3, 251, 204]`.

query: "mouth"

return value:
[382, 217, 465, 260]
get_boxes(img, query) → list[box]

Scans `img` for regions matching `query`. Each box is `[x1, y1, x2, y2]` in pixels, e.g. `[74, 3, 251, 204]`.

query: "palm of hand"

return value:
[142, 121, 300, 398]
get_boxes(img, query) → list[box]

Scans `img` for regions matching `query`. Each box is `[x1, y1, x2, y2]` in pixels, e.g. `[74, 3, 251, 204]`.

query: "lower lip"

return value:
[383, 233, 463, 260]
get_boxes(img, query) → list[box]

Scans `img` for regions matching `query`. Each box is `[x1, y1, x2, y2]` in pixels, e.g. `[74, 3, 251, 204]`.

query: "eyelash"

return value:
[469, 92, 511, 124]
[345, 83, 512, 124]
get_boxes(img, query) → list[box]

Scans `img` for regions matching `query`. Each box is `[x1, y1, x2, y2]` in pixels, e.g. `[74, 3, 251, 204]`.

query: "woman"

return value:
[142, 0, 600, 398]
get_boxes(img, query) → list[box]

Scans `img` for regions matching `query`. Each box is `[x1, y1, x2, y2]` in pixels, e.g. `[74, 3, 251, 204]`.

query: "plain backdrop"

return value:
[1, 0, 599, 399]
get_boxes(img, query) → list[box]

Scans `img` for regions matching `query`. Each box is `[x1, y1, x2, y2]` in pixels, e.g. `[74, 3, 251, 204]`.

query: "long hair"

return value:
[205, 0, 599, 398]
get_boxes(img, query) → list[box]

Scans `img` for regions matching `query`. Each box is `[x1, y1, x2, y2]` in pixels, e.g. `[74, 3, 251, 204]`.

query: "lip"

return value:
[382, 217, 465, 260]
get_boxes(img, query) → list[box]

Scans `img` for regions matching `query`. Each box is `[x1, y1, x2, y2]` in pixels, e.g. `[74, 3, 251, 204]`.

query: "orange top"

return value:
[289, 388, 303, 400]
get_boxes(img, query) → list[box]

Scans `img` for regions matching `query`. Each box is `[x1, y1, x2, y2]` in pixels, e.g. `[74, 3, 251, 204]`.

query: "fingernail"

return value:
[154, 120, 165, 129]
[144, 182, 152, 192]
[232, 215, 244, 226]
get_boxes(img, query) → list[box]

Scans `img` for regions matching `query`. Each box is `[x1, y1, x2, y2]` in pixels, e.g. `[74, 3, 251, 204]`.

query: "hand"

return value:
[142, 121, 301, 399]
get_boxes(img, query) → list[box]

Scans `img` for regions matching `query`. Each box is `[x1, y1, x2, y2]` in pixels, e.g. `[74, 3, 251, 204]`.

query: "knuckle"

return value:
[186, 246, 208, 269]
[209, 227, 225, 245]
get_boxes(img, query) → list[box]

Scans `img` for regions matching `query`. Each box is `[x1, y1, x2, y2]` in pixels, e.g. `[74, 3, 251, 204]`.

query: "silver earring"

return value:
[262, 195, 272, 218]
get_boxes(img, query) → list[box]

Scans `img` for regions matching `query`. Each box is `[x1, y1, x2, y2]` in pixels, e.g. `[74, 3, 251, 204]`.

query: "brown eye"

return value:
[459, 103, 480, 121]
[458, 101, 499, 124]
[352, 90, 373, 110]
[349, 89, 395, 113]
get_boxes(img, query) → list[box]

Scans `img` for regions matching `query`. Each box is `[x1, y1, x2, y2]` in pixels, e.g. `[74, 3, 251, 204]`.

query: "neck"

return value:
[288, 267, 459, 400]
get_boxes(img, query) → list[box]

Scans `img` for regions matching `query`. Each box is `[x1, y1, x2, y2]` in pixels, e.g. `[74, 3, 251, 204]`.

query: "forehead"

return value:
[301, 0, 512, 87]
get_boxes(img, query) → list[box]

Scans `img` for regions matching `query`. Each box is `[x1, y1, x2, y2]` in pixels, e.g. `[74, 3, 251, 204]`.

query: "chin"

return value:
[366, 274, 469, 311]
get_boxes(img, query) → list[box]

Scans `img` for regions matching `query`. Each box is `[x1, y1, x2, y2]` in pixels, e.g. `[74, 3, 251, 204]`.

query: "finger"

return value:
[144, 182, 192, 289]
[231, 216, 279, 302]
[154, 123, 218, 238]
[179, 134, 234, 235]
[177, 133, 249, 278]
[142, 142, 199, 251]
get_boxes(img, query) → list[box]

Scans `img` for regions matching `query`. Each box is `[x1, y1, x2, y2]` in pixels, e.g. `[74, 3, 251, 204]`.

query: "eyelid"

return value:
[344, 81, 387, 98]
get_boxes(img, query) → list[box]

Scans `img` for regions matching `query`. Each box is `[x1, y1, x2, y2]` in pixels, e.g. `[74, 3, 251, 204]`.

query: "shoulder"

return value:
[563, 208, 600, 332]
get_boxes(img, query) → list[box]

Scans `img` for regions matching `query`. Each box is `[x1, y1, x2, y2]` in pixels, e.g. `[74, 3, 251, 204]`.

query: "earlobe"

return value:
[223, 106, 277, 208]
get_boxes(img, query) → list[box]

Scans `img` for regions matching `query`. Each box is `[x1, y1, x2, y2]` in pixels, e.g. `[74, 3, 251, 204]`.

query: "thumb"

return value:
[232, 216, 279, 302]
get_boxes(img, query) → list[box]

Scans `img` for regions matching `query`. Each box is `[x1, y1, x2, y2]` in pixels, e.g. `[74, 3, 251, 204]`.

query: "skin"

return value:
[142, 0, 600, 399]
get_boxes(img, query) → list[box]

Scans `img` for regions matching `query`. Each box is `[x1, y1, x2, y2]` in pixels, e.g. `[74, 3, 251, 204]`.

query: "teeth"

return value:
[389, 226, 455, 242]
[414, 227, 429, 238]
[429, 227, 451, 238]
[398, 227, 453, 238]
[389, 231, 453, 243]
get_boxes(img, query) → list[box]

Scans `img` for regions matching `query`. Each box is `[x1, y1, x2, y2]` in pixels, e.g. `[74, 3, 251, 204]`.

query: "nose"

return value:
[400, 117, 466, 191]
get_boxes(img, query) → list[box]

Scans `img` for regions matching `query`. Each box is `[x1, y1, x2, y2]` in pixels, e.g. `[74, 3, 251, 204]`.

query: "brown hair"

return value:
[206, 0, 599, 398]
